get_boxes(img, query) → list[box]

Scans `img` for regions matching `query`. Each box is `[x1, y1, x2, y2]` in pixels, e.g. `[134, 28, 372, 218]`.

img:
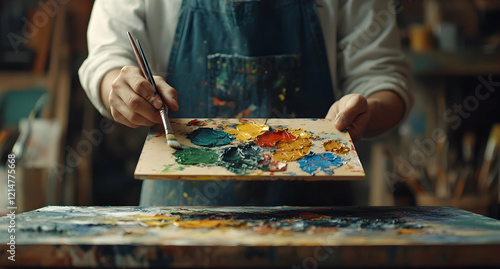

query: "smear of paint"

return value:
[187, 119, 207, 126]
[255, 130, 296, 147]
[136, 214, 180, 227]
[297, 212, 331, 220]
[218, 143, 263, 175]
[173, 147, 218, 165]
[173, 218, 239, 228]
[298, 153, 344, 175]
[323, 140, 350, 154]
[188, 128, 234, 147]
[162, 164, 176, 173]
[253, 225, 292, 235]
[258, 154, 287, 172]
[225, 122, 269, 141]
[272, 138, 313, 162]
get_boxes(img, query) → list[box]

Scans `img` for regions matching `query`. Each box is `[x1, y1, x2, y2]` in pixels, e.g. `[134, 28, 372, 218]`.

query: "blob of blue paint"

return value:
[298, 153, 344, 175]
[188, 128, 234, 147]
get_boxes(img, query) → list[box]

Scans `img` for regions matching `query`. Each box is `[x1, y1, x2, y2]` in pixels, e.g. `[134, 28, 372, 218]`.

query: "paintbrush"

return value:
[435, 134, 450, 198]
[10, 93, 48, 161]
[455, 131, 475, 199]
[126, 32, 182, 150]
[478, 124, 500, 192]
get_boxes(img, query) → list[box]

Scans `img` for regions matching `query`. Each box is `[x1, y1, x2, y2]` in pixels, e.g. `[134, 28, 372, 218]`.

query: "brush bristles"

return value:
[166, 134, 182, 150]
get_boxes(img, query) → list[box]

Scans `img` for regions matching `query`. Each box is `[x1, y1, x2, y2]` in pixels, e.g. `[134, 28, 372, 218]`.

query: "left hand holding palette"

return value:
[134, 118, 365, 180]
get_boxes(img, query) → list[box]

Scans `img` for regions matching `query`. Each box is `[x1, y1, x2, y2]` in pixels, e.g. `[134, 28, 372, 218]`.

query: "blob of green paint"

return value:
[218, 143, 263, 175]
[188, 128, 233, 147]
[173, 147, 218, 165]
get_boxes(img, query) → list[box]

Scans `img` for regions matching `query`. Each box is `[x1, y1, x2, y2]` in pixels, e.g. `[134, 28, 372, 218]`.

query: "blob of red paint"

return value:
[187, 119, 207, 126]
[255, 130, 296, 147]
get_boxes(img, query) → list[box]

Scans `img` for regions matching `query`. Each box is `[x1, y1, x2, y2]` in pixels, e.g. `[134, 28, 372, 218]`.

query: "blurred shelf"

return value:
[0, 72, 47, 93]
[406, 50, 500, 76]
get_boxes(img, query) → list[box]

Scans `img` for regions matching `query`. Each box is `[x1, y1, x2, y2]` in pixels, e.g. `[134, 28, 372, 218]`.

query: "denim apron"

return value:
[140, 0, 353, 206]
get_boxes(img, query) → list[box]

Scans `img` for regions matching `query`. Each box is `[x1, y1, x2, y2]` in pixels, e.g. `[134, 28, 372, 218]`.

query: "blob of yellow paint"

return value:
[289, 128, 312, 139]
[272, 138, 313, 162]
[323, 140, 350, 154]
[225, 123, 270, 141]
[173, 218, 239, 228]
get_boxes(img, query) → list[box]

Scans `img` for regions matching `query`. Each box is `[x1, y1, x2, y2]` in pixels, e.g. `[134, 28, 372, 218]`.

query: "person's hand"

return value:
[107, 66, 179, 128]
[325, 94, 371, 142]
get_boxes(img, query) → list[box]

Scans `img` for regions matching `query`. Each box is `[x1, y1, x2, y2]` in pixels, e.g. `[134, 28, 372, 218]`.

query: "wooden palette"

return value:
[134, 118, 365, 180]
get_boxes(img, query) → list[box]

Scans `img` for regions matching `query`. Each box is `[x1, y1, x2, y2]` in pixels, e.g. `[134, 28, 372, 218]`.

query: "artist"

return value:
[79, 0, 413, 206]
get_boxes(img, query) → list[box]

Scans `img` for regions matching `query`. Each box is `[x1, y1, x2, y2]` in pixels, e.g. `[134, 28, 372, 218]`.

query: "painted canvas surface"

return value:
[1, 206, 500, 268]
[134, 118, 365, 180]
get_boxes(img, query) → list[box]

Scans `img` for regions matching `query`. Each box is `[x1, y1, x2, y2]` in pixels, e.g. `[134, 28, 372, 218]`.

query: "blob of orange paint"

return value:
[322, 140, 350, 154]
[272, 138, 313, 162]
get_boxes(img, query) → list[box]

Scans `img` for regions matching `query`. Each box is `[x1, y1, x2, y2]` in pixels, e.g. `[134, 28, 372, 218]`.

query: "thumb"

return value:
[334, 94, 367, 130]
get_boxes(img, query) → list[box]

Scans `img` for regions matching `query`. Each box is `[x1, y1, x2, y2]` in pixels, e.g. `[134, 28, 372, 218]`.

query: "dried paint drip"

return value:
[255, 130, 296, 147]
[218, 143, 263, 175]
[272, 138, 313, 162]
[225, 122, 269, 141]
[259, 154, 287, 172]
[298, 153, 345, 175]
[188, 128, 234, 147]
[323, 140, 350, 154]
[173, 147, 218, 165]
[187, 119, 207, 126]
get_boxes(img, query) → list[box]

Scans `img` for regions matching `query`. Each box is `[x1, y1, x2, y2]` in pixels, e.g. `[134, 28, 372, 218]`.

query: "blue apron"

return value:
[140, 0, 352, 206]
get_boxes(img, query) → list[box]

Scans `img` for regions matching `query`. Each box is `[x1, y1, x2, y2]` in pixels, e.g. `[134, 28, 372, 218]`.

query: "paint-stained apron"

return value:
[140, 0, 354, 206]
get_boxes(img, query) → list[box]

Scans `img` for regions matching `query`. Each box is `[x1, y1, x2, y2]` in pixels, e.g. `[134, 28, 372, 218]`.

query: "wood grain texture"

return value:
[134, 118, 365, 181]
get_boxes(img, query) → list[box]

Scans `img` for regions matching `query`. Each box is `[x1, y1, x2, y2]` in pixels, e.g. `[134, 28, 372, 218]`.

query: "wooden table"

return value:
[1, 206, 500, 268]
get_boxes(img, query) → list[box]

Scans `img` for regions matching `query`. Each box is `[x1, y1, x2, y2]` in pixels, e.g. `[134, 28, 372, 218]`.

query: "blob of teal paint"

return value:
[298, 153, 344, 175]
[218, 143, 263, 175]
[188, 128, 234, 147]
[173, 147, 218, 165]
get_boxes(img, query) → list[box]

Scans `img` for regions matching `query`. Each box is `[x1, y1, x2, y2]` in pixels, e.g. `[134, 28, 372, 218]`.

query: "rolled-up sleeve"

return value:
[79, 0, 152, 119]
[337, 0, 413, 123]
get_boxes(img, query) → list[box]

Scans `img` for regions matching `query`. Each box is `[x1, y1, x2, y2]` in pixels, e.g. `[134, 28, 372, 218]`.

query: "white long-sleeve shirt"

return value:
[79, 0, 412, 121]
